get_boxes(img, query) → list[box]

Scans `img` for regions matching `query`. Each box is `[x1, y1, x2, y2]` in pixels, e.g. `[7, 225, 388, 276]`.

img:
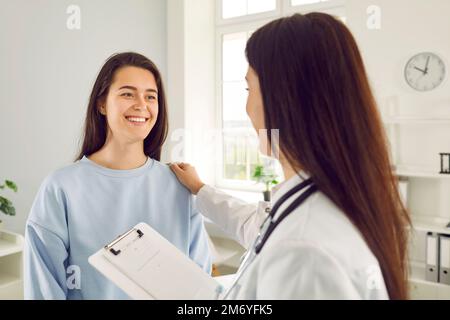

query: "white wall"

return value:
[184, 0, 217, 184]
[0, 0, 167, 234]
[164, 0, 186, 164]
[165, 0, 216, 185]
[346, 0, 450, 221]
[347, 0, 450, 117]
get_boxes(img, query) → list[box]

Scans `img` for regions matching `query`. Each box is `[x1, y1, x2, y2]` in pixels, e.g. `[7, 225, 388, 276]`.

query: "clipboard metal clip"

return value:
[104, 228, 144, 256]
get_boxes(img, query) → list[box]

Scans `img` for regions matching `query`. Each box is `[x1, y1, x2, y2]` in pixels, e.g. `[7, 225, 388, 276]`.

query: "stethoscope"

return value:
[221, 177, 318, 299]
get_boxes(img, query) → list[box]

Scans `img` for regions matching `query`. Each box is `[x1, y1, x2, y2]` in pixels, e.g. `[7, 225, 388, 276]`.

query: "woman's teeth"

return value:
[126, 117, 147, 123]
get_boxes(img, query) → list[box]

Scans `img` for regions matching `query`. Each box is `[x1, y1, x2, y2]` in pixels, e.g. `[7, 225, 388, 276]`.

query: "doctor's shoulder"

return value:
[291, 192, 388, 298]
[264, 191, 384, 274]
[298, 192, 382, 265]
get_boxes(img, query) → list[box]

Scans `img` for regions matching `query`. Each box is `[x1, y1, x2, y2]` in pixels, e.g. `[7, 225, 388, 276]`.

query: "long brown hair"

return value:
[76, 52, 168, 161]
[246, 13, 410, 299]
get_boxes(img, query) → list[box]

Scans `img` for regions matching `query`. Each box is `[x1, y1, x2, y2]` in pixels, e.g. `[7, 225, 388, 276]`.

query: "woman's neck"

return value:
[282, 164, 297, 181]
[88, 137, 147, 170]
[280, 155, 298, 181]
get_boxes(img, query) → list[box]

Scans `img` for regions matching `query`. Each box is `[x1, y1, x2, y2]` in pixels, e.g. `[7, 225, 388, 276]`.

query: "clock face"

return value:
[404, 52, 446, 91]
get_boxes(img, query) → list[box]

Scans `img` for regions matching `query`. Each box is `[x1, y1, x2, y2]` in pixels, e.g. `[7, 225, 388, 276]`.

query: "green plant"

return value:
[0, 180, 18, 219]
[252, 165, 279, 192]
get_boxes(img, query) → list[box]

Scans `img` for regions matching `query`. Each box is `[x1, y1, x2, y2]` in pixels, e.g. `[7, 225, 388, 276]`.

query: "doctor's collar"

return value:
[270, 171, 310, 203]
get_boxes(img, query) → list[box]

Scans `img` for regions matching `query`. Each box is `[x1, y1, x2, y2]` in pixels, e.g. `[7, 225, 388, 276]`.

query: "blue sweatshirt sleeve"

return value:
[188, 195, 212, 275]
[24, 177, 69, 300]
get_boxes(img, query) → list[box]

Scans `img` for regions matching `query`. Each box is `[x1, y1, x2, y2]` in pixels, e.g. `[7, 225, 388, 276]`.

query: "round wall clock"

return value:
[404, 52, 446, 91]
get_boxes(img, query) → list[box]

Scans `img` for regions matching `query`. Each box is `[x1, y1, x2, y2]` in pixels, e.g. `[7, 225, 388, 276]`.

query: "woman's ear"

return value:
[97, 102, 106, 115]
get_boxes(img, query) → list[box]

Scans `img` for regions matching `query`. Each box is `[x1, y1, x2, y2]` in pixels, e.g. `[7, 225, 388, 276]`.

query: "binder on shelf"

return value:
[425, 232, 439, 283]
[439, 235, 450, 285]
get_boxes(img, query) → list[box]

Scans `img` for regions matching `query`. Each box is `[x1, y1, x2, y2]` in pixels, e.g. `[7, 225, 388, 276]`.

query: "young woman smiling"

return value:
[24, 52, 211, 300]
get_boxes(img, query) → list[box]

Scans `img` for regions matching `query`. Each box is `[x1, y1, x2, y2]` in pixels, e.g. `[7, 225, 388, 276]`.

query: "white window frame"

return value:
[216, 0, 282, 27]
[215, 0, 346, 191]
[283, 0, 346, 16]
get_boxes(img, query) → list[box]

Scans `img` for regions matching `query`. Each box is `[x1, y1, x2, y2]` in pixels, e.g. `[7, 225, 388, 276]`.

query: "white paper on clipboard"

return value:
[88, 222, 222, 300]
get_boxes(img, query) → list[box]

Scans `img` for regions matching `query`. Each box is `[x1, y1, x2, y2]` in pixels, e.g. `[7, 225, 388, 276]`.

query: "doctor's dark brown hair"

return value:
[76, 52, 168, 161]
[246, 13, 410, 299]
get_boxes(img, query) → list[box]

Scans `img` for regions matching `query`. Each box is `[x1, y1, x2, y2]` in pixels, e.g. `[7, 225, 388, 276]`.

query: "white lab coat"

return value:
[196, 172, 389, 300]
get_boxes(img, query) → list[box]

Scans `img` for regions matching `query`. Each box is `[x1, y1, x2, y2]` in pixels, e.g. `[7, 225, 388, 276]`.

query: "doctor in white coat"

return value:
[171, 13, 410, 300]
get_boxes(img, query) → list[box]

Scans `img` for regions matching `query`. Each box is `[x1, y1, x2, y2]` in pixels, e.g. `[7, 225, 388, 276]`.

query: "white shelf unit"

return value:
[410, 215, 450, 236]
[409, 261, 450, 300]
[0, 229, 24, 300]
[384, 116, 450, 299]
[396, 165, 450, 179]
[384, 116, 450, 175]
[383, 116, 450, 125]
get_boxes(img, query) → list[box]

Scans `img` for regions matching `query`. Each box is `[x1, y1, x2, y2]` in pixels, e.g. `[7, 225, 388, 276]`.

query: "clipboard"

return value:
[88, 222, 223, 300]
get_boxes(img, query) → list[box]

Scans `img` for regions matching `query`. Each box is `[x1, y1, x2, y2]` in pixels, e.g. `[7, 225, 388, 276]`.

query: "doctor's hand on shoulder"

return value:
[170, 162, 205, 195]
[170, 161, 266, 251]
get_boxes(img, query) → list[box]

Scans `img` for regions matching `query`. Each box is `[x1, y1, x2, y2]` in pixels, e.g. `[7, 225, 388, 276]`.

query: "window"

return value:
[216, 0, 345, 190]
[291, 0, 329, 6]
[221, 31, 260, 182]
[222, 0, 277, 19]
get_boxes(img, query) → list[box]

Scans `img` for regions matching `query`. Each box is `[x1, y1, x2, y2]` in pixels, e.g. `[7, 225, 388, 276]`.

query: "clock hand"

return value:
[414, 66, 427, 75]
[424, 55, 430, 74]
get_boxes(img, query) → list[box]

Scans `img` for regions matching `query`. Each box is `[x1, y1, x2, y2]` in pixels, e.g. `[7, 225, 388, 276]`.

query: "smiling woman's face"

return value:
[99, 66, 159, 144]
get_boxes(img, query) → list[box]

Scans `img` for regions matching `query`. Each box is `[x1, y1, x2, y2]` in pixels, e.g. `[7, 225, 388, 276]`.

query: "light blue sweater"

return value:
[24, 156, 212, 299]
